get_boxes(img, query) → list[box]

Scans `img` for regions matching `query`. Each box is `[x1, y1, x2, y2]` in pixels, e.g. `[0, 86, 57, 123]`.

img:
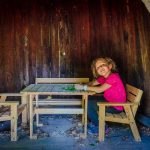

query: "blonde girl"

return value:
[75, 57, 126, 126]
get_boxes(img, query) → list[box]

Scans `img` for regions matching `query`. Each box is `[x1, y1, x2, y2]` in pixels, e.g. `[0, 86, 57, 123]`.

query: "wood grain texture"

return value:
[0, 0, 150, 115]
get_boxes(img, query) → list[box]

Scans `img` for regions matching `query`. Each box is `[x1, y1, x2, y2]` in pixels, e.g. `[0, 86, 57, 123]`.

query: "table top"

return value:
[21, 84, 95, 95]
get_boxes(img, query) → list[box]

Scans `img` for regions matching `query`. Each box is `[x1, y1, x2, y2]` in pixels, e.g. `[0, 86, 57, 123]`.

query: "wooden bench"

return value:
[97, 84, 143, 142]
[0, 93, 26, 141]
[35, 78, 89, 126]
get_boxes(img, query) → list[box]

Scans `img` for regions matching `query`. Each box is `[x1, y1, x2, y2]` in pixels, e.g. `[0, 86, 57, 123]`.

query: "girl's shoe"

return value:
[88, 123, 98, 134]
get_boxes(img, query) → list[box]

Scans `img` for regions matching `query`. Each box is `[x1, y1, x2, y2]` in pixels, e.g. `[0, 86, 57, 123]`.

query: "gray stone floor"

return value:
[0, 115, 150, 150]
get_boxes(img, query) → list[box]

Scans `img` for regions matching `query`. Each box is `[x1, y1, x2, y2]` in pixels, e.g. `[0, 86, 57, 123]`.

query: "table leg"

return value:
[82, 96, 85, 125]
[21, 94, 28, 125]
[29, 94, 37, 139]
[84, 95, 88, 138]
[36, 94, 43, 127]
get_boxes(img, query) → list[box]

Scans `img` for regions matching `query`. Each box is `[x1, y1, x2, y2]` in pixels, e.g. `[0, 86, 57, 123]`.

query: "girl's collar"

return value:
[104, 72, 112, 78]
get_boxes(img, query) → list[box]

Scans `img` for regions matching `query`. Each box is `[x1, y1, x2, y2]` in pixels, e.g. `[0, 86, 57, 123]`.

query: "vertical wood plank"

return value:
[99, 105, 105, 142]
[0, 0, 150, 115]
[11, 104, 18, 141]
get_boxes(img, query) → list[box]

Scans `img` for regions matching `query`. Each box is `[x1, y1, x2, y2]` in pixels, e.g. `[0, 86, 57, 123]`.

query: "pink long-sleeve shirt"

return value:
[97, 73, 126, 111]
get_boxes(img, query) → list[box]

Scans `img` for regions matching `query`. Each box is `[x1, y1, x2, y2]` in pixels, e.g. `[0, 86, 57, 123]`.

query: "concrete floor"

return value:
[0, 115, 150, 150]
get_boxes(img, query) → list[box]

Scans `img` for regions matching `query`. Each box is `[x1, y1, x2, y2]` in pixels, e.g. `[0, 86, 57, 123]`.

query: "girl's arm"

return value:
[87, 79, 100, 86]
[87, 83, 111, 93]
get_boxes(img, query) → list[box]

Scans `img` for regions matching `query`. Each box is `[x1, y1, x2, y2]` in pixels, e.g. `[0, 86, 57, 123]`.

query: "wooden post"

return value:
[11, 104, 18, 141]
[0, 95, 7, 102]
[124, 106, 141, 141]
[82, 95, 85, 125]
[84, 94, 88, 138]
[21, 94, 28, 125]
[35, 94, 38, 125]
[29, 94, 37, 139]
[99, 105, 105, 142]
[30, 94, 33, 139]
[35, 94, 43, 127]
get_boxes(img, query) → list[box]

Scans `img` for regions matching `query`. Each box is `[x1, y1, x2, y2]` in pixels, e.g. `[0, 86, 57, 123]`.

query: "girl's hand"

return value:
[75, 84, 84, 90]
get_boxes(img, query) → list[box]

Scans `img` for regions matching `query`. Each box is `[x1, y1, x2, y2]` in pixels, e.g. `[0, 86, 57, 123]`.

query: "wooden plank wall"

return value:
[0, 0, 150, 116]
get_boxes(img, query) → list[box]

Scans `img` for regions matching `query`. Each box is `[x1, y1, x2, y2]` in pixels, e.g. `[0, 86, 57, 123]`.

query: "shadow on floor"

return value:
[0, 115, 150, 150]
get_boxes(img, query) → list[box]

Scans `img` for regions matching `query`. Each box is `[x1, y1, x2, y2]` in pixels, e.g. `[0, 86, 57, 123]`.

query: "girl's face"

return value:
[95, 60, 112, 78]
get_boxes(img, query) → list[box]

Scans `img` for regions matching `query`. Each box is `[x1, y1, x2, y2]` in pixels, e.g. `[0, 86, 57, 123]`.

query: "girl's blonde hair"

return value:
[91, 57, 118, 78]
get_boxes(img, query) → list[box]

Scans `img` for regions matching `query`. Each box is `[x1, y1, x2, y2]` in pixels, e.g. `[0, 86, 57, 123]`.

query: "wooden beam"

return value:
[34, 108, 84, 114]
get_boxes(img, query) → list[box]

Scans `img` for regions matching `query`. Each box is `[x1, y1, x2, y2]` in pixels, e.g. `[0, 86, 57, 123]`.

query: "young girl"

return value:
[75, 57, 126, 126]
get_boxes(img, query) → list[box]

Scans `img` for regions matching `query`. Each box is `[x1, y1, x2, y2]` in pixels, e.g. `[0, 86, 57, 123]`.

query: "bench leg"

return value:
[36, 114, 43, 127]
[30, 94, 37, 139]
[35, 95, 43, 127]
[11, 105, 17, 141]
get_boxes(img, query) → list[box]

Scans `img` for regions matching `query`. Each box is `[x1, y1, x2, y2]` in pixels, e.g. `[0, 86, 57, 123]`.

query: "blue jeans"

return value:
[88, 96, 122, 126]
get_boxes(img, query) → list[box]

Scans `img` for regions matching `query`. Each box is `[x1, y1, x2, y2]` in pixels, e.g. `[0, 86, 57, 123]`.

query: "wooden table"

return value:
[21, 83, 95, 139]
